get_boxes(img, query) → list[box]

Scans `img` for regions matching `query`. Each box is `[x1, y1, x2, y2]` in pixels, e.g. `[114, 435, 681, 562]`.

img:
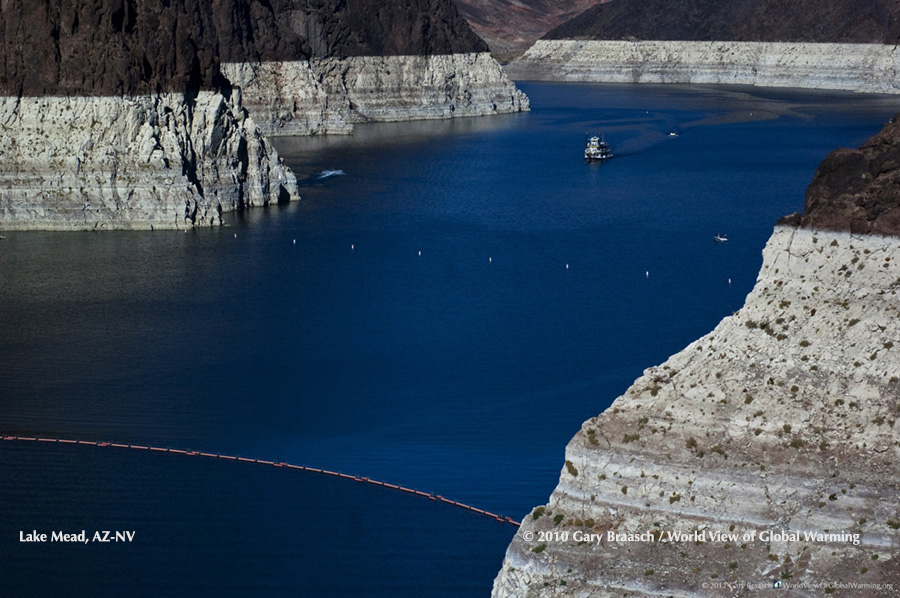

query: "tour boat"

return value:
[584, 135, 613, 161]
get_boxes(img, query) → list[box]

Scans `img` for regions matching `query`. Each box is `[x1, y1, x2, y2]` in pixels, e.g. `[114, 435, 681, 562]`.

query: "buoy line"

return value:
[2, 434, 520, 527]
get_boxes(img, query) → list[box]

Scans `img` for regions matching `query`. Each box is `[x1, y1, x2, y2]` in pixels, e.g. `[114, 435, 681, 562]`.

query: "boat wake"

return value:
[317, 169, 346, 179]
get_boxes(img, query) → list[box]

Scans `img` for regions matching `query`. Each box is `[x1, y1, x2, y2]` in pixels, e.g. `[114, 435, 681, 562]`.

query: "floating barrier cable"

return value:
[2, 434, 520, 527]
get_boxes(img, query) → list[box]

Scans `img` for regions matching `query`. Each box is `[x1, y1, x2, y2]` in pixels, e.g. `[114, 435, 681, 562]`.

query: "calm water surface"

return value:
[1, 82, 897, 596]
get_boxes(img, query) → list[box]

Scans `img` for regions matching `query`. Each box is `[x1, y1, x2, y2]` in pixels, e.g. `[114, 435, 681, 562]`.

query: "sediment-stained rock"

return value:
[504, 40, 900, 94]
[0, 91, 296, 230]
[492, 117, 900, 598]
[0, 0, 529, 229]
[222, 53, 529, 136]
[493, 226, 900, 597]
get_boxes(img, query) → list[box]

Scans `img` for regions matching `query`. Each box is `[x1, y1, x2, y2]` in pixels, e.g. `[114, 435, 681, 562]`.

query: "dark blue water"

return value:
[1, 82, 896, 596]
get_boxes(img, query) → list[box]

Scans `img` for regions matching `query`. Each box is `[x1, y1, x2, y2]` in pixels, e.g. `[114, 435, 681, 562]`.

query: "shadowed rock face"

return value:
[0, 0, 487, 97]
[780, 116, 900, 235]
[543, 0, 900, 44]
[449, 0, 606, 61]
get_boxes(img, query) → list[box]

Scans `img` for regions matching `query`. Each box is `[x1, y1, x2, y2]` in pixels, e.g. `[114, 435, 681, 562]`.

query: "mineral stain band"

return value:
[2, 435, 521, 527]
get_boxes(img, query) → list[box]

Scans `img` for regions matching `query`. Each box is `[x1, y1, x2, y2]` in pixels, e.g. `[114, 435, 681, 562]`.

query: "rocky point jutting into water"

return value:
[0, 0, 527, 230]
[503, 0, 900, 93]
[492, 119, 900, 596]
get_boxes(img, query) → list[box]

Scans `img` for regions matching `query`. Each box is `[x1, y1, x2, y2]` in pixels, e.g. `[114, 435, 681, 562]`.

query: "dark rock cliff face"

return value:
[779, 116, 900, 235]
[450, 0, 606, 61]
[544, 0, 900, 44]
[0, 0, 487, 97]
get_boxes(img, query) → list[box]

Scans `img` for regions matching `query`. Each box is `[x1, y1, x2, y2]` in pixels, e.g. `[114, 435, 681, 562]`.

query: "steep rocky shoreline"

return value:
[223, 53, 528, 137]
[0, 0, 527, 230]
[504, 40, 900, 95]
[492, 121, 900, 597]
[0, 91, 296, 230]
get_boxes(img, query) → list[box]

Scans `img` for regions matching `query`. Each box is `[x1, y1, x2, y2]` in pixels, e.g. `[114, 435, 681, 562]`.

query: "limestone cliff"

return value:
[504, 0, 900, 92]
[492, 125, 900, 596]
[504, 40, 900, 94]
[0, 91, 295, 230]
[223, 53, 528, 136]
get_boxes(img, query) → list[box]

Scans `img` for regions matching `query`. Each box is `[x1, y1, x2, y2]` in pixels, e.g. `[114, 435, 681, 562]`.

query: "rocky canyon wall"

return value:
[0, 91, 296, 230]
[493, 226, 900, 596]
[505, 40, 900, 95]
[1, 0, 528, 229]
[491, 117, 900, 598]
[222, 53, 529, 137]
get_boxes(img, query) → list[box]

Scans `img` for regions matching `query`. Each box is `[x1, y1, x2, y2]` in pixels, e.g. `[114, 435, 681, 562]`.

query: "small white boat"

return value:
[714, 233, 729, 243]
[584, 135, 613, 161]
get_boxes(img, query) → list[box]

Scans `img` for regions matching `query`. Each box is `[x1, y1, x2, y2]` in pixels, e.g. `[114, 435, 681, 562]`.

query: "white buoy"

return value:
[646, 271, 649, 278]
[293, 239, 296, 245]
[234, 233, 237, 238]
[489, 257, 492, 263]
[566, 264, 569, 269]
[351, 244, 354, 250]
[418, 251, 421, 256]
[728, 278, 732, 285]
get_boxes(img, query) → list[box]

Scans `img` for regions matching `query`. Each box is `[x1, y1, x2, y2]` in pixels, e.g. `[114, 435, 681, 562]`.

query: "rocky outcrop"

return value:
[782, 116, 900, 235]
[504, 40, 900, 95]
[492, 118, 900, 598]
[0, 91, 296, 230]
[223, 53, 528, 136]
[493, 224, 900, 597]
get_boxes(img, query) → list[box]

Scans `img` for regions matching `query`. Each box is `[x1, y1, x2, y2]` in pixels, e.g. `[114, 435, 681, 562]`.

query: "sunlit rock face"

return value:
[492, 120, 900, 597]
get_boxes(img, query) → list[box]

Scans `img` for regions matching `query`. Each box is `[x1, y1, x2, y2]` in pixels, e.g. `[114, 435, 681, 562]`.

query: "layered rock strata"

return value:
[223, 53, 529, 136]
[0, 0, 529, 229]
[492, 119, 900, 596]
[504, 40, 900, 94]
[493, 225, 900, 596]
[0, 91, 296, 230]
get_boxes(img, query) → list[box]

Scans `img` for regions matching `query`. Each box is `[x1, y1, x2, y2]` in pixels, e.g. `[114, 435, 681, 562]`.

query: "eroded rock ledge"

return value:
[492, 225, 900, 597]
[504, 40, 900, 94]
[0, 91, 297, 230]
[222, 53, 529, 137]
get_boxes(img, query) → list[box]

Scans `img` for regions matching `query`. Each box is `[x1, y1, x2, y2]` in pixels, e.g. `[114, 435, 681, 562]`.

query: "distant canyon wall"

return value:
[0, 91, 297, 230]
[505, 40, 900, 94]
[222, 53, 529, 137]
